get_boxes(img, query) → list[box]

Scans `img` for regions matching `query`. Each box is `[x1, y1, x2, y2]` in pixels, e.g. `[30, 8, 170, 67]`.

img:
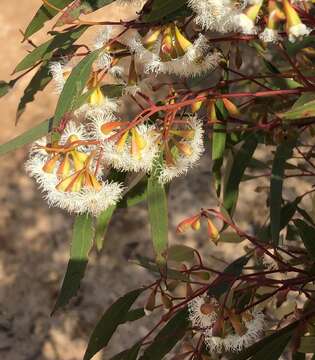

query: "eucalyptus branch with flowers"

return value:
[2, 0, 315, 359]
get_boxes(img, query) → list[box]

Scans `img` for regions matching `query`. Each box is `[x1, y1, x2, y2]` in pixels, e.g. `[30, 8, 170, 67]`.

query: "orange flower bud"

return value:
[176, 215, 201, 234]
[101, 121, 124, 134]
[207, 218, 220, 245]
[222, 98, 241, 117]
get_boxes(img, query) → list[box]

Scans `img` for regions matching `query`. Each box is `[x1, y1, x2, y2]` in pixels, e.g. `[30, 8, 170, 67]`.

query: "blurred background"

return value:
[0, 1, 308, 359]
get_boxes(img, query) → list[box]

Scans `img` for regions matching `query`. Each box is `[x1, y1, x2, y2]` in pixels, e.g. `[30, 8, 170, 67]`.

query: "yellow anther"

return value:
[173, 25, 192, 56]
[89, 86, 105, 107]
[57, 153, 71, 179]
[56, 171, 84, 192]
[42, 155, 60, 173]
[143, 28, 162, 50]
[71, 150, 89, 171]
[175, 141, 193, 157]
[116, 130, 129, 152]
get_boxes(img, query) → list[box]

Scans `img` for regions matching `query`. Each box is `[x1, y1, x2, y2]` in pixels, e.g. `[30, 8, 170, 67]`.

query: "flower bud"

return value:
[207, 218, 220, 245]
[222, 98, 241, 117]
[161, 293, 173, 310]
[186, 283, 193, 299]
[176, 215, 200, 234]
[144, 289, 156, 316]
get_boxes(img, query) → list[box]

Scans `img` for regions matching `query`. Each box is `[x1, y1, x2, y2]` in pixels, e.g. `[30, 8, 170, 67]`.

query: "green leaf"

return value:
[84, 288, 144, 360]
[223, 135, 258, 214]
[270, 139, 296, 245]
[168, 245, 195, 263]
[118, 176, 148, 208]
[147, 175, 168, 266]
[0, 118, 53, 156]
[94, 205, 116, 252]
[53, 48, 102, 127]
[208, 255, 250, 298]
[52, 214, 94, 313]
[212, 123, 226, 161]
[140, 309, 189, 360]
[24, 0, 74, 39]
[16, 63, 52, 121]
[298, 336, 315, 353]
[55, 0, 116, 26]
[143, 0, 188, 23]
[110, 343, 141, 360]
[101, 84, 124, 98]
[259, 197, 302, 242]
[231, 321, 298, 360]
[134, 256, 189, 282]
[294, 219, 315, 259]
[286, 37, 315, 57]
[0, 80, 16, 98]
[279, 93, 315, 121]
[15, 26, 88, 73]
[122, 308, 145, 323]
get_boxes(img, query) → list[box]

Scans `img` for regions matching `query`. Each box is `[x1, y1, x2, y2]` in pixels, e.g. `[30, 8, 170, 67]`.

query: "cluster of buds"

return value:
[177, 212, 220, 245]
[192, 96, 241, 124]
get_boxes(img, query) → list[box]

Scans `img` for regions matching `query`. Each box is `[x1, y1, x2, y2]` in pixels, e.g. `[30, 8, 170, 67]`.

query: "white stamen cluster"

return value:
[26, 122, 124, 216]
[205, 308, 265, 352]
[157, 117, 205, 184]
[188, 295, 265, 353]
[90, 112, 160, 173]
[126, 32, 222, 77]
[188, 0, 312, 43]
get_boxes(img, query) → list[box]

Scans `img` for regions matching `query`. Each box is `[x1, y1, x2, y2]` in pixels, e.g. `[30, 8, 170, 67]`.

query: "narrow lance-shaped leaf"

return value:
[142, 0, 188, 22]
[15, 26, 88, 73]
[140, 309, 189, 360]
[94, 205, 116, 252]
[52, 214, 94, 313]
[24, 0, 74, 39]
[294, 219, 315, 260]
[223, 135, 258, 214]
[212, 123, 226, 161]
[0, 118, 53, 156]
[270, 139, 296, 245]
[16, 62, 52, 122]
[258, 197, 302, 242]
[279, 93, 315, 121]
[147, 174, 168, 266]
[84, 288, 144, 360]
[212, 100, 228, 196]
[55, 0, 117, 27]
[0, 80, 17, 98]
[53, 48, 102, 128]
[110, 343, 141, 360]
[208, 255, 250, 298]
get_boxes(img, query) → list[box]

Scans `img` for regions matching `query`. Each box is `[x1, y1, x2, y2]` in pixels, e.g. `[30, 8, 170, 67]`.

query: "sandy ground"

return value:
[0, 2, 312, 360]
